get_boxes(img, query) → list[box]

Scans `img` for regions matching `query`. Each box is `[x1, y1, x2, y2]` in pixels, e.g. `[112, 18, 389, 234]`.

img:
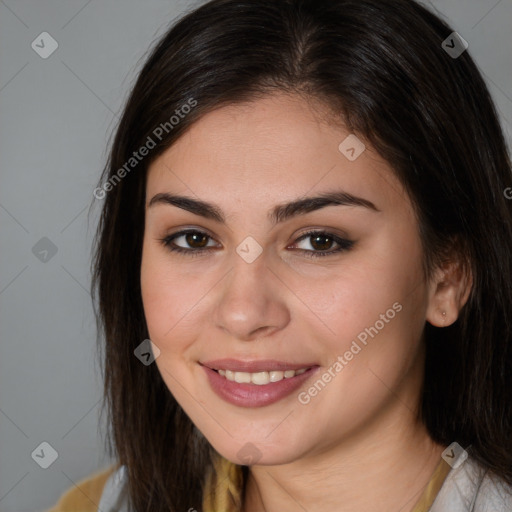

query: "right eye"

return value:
[158, 229, 219, 256]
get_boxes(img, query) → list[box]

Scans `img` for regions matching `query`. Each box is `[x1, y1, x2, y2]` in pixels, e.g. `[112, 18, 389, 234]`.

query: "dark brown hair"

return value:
[90, 0, 512, 510]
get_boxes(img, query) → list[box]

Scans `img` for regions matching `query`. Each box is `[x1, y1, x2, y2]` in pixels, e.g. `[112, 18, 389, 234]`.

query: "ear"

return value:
[425, 256, 473, 327]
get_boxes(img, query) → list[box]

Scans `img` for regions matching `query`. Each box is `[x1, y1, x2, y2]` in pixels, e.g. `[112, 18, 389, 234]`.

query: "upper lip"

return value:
[200, 359, 318, 372]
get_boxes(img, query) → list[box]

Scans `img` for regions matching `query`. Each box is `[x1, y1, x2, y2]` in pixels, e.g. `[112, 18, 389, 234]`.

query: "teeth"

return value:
[217, 367, 309, 385]
[270, 370, 284, 382]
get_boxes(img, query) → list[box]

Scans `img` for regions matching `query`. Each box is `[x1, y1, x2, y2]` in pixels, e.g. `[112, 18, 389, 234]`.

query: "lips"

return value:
[200, 358, 321, 407]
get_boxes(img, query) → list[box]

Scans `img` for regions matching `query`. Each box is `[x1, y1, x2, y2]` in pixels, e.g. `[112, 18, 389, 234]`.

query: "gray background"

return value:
[0, 1, 511, 511]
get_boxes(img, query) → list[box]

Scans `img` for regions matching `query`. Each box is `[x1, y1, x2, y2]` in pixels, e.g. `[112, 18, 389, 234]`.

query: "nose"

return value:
[213, 250, 291, 342]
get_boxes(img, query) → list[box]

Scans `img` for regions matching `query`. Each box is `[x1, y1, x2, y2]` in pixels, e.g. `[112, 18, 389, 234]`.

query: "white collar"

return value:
[97, 465, 129, 512]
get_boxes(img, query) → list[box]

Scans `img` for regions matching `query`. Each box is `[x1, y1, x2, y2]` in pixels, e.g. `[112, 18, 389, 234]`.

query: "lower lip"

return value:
[201, 365, 320, 407]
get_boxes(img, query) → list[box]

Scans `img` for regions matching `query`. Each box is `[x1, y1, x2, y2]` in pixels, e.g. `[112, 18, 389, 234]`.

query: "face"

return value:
[140, 92, 432, 466]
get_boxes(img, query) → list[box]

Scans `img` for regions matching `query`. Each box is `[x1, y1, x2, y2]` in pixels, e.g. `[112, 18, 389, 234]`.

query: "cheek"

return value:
[140, 242, 220, 363]
[309, 237, 426, 374]
[140, 244, 189, 343]
[295, 248, 420, 345]
[140, 249, 199, 396]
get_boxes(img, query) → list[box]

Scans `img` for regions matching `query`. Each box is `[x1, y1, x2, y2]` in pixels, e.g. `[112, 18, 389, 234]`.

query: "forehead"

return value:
[145, 93, 407, 215]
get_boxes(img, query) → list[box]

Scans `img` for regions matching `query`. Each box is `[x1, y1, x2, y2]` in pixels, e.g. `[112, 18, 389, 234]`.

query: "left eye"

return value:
[159, 229, 354, 258]
[290, 230, 354, 258]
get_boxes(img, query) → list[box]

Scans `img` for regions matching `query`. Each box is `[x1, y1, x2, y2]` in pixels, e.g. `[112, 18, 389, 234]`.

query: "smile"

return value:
[201, 363, 320, 407]
[216, 368, 309, 385]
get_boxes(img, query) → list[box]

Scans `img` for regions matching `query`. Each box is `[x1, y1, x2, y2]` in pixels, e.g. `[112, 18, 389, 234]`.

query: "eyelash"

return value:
[158, 229, 354, 259]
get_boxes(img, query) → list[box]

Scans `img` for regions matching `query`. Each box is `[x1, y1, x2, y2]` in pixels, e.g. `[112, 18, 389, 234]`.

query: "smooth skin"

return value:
[140, 92, 472, 511]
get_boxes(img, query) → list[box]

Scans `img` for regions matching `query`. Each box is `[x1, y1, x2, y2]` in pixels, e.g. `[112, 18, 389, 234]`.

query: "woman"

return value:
[48, 0, 512, 510]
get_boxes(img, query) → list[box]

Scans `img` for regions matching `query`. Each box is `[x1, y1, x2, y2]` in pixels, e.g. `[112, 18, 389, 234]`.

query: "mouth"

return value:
[200, 359, 320, 407]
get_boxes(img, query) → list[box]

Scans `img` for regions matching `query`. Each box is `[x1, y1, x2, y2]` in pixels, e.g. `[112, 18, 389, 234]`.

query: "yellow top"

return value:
[46, 458, 451, 511]
[411, 458, 452, 512]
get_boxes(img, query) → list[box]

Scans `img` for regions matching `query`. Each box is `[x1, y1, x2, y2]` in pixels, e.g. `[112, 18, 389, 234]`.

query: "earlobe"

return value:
[428, 307, 452, 327]
[425, 258, 472, 328]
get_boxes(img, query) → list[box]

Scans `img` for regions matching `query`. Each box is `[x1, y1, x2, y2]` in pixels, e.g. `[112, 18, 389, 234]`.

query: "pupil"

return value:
[187, 232, 208, 248]
[311, 234, 332, 251]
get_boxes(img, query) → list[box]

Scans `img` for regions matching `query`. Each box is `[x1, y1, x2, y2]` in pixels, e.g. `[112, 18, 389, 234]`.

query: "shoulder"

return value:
[45, 464, 118, 512]
[430, 455, 512, 511]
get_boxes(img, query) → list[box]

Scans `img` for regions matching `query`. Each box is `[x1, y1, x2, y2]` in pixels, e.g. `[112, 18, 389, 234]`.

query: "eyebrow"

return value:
[147, 190, 380, 225]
